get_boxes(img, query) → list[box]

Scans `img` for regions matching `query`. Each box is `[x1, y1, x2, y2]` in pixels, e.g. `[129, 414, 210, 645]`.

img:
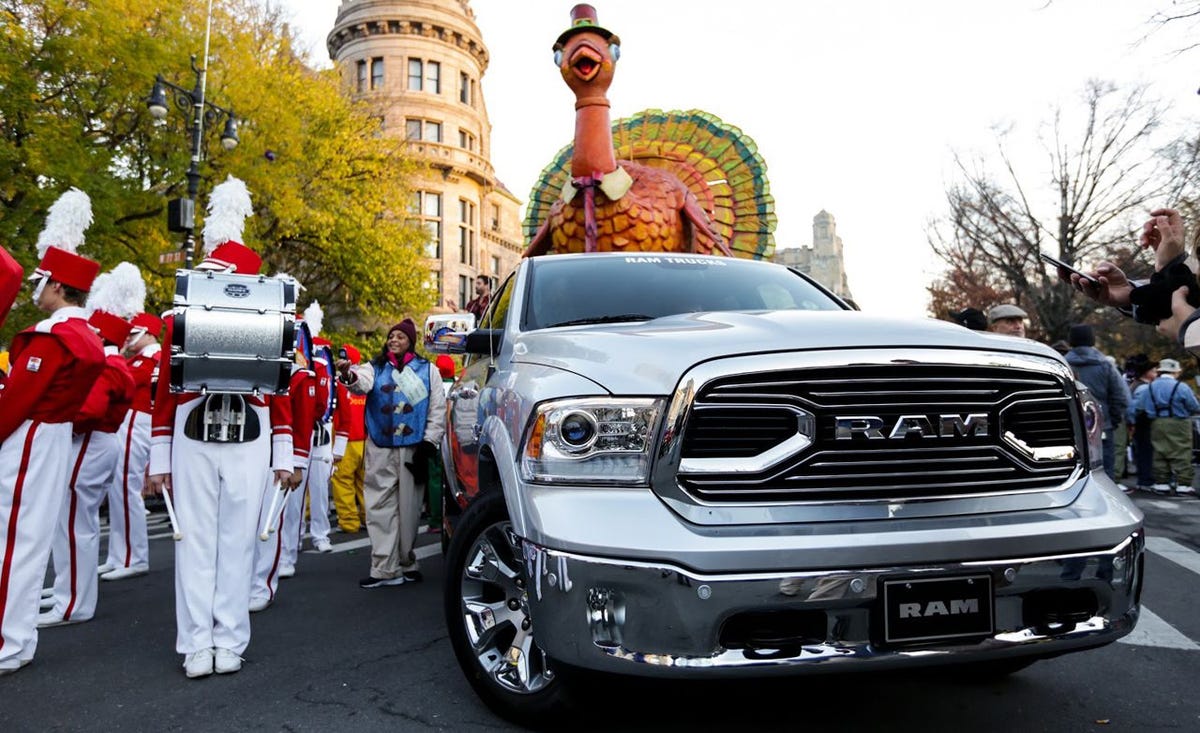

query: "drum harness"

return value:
[183, 392, 262, 443]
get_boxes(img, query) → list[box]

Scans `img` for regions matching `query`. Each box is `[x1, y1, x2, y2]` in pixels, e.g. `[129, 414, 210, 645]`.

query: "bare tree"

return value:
[927, 80, 1195, 342]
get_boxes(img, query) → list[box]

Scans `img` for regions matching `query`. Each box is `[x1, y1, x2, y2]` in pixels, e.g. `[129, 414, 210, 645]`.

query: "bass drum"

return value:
[170, 269, 296, 395]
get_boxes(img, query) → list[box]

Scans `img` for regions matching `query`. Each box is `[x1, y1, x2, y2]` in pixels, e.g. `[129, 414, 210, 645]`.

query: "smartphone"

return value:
[1039, 252, 1100, 286]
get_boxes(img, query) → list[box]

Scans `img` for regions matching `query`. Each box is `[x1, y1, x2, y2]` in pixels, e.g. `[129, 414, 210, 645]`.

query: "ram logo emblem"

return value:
[834, 414, 989, 440]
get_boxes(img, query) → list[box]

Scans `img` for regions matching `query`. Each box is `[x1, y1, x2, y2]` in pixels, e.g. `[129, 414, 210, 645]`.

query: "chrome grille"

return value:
[677, 364, 1079, 503]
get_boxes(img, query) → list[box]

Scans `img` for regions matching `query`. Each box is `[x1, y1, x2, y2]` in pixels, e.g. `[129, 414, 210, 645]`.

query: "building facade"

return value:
[327, 0, 524, 313]
[773, 210, 854, 302]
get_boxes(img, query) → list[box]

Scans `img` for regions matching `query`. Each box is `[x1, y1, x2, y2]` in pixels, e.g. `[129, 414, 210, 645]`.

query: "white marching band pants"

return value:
[47, 430, 120, 621]
[104, 410, 151, 570]
[0, 420, 72, 671]
[171, 403, 269, 655]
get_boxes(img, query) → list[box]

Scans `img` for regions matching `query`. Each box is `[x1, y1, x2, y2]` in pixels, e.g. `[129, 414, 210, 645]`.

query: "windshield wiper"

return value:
[545, 314, 655, 328]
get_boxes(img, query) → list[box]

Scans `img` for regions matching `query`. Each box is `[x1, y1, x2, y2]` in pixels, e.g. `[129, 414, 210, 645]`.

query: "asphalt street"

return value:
[3, 493, 1200, 733]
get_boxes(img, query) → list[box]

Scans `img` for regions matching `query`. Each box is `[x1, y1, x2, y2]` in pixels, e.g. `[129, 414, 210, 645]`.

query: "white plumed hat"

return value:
[303, 300, 324, 338]
[86, 262, 146, 319]
[36, 187, 93, 258]
[202, 175, 253, 254]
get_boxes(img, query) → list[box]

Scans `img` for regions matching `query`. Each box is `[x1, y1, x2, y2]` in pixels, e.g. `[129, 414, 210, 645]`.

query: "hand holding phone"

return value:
[1040, 252, 1100, 286]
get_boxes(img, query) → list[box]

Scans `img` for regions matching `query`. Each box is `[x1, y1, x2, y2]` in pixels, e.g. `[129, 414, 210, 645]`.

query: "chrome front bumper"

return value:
[523, 532, 1143, 676]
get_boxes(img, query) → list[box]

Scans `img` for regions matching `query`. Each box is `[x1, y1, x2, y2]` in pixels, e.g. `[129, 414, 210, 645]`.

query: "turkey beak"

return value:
[569, 42, 604, 82]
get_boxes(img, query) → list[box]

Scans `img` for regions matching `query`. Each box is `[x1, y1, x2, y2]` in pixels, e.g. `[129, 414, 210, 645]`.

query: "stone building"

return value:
[327, 0, 524, 313]
[773, 210, 854, 301]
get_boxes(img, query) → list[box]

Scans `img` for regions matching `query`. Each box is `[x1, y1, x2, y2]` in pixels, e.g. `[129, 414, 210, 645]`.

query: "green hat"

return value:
[554, 4, 616, 49]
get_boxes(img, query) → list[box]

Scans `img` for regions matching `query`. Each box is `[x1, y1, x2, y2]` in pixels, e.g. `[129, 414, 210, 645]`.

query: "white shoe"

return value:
[183, 648, 214, 679]
[313, 538, 333, 553]
[143, 508, 150, 517]
[278, 565, 295, 579]
[1176, 485, 1196, 495]
[96, 562, 115, 575]
[214, 648, 242, 674]
[100, 564, 149, 581]
[249, 597, 271, 613]
[36, 610, 84, 628]
[1153, 483, 1174, 495]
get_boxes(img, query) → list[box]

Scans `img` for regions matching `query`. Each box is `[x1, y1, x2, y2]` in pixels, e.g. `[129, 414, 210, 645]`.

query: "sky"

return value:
[275, 0, 1198, 317]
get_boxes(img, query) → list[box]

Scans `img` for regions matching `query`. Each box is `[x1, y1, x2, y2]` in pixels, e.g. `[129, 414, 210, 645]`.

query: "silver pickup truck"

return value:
[432, 252, 1143, 725]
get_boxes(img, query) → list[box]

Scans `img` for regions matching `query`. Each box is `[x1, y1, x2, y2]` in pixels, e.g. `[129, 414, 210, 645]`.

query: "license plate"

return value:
[882, 574, 993, 644]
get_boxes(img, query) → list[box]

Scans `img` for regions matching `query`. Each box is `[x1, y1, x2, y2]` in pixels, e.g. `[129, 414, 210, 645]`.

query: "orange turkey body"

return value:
[542, 161, 723, 255]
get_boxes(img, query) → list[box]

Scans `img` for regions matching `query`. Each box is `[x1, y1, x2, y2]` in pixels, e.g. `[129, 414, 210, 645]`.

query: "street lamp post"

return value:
[147, 55, 239, 269]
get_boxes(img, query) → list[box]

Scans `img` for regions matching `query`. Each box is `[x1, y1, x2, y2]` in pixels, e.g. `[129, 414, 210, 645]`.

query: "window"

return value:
[458, 275, 471, 312]
[458, 199, 476, 265]
[426, 60, 441, 94]
[490, 204, 500, 232]
[356, 60, 367, 93]
[408, 58, 423, 91]
[458, 129, 475, 151]
[370, 57, 384, 89]
[480, 273, 514, 330]
[459, 72, 470, 104]
[426, 272, 442, 304]
[412, 191, 442, 258]
[405, 118, 443, 142]
[491, 255, 501, 276]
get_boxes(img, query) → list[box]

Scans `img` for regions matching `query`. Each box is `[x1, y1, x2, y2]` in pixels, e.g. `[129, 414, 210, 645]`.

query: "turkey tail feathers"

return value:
[525, 109, 776, 259]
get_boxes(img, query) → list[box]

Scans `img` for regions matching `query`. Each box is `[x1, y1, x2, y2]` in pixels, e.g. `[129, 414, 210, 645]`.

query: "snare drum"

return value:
[170, 270, 296, 394]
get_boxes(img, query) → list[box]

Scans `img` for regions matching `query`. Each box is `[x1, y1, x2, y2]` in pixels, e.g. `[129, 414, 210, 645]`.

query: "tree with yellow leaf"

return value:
[0, 0, 430, 345]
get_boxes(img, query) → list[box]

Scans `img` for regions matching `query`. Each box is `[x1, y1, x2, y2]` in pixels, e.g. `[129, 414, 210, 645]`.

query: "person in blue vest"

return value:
[334, 319, 445, 587]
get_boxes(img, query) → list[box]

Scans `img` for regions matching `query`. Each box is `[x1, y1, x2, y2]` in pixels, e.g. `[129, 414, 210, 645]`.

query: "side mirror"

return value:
[423, 313, 477, 354]
[465, 329, 503, 357]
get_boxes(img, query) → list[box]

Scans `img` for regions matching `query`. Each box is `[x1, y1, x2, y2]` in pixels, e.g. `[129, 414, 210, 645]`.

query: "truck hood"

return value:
[510, 310, 1064, 395]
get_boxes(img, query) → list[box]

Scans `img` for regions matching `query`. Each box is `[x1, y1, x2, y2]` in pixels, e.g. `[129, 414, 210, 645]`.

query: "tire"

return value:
[442, 490, 575, 726]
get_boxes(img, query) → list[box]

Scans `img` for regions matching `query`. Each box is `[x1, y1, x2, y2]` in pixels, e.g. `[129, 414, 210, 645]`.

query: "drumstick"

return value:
[162, 487, 182, 541]
[259, 480, 286, 541]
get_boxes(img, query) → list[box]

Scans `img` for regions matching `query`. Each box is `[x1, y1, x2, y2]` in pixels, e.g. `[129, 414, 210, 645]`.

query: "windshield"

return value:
[522, 254, 845, 330]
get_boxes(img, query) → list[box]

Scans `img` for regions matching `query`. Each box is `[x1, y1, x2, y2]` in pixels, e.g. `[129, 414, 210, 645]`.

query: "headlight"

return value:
[1076, 386, 1104, 471]
[520, 398, 663, 485]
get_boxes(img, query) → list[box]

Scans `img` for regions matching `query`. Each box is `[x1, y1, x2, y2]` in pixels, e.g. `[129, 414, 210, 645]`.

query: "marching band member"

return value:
[304, 303, 335, 554]
[250, 317, 315, 612]
[145, 176, 294, 679]
[99, 311, 163, 580]
[0, 189, 105, 675]
[331, 343, 367, 533]
[40, 263, 139, 627]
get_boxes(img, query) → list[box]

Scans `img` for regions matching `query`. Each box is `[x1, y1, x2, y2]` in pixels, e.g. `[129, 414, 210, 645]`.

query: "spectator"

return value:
[465, 275, 491, 323]
[1050, 340, 1071, 356]
[987, 304, 1028, 338]
[1123, 354, 1157, 492]
[1064, 325, 1130, 481]
[951, 307, 988, 331]
[1130, 358, 1200, 495]
[335, 319, 446, 587]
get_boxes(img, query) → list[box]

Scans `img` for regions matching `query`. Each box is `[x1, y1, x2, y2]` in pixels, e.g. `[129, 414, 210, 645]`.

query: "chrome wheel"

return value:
[458, 520, 554, 695]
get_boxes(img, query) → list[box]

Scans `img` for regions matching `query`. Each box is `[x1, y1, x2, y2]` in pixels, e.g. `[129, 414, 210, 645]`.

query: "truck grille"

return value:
[678, 364, 1079, 503]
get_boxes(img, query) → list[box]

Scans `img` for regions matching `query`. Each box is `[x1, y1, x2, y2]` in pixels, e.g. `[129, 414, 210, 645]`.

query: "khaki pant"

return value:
[362, 440, 423, 579]
[1151, 417, 1195, 487]
[1113, 422, 1129, 480]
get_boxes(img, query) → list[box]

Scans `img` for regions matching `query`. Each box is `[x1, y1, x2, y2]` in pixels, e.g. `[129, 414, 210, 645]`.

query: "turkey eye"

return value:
[609, 43, 620, 61]
[553, 49, 563, 66]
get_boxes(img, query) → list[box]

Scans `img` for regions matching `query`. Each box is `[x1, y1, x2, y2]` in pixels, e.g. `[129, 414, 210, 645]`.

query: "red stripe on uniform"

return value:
[63, 432, 92, 621]
[0, 422, 41, 653]
[120, 418, 135, 566]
